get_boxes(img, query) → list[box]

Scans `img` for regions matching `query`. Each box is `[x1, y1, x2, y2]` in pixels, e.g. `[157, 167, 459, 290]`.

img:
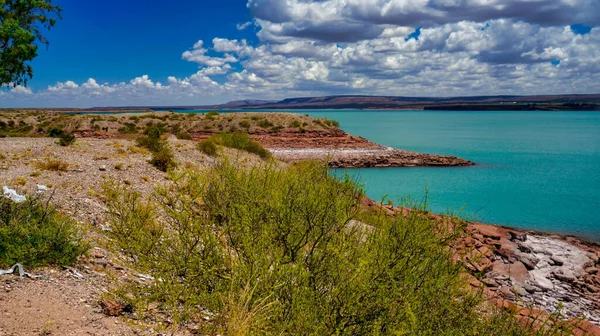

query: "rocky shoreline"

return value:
[460, 223, 600, 327]
[363, 199, 600, 333]
[269, 147, 474, 168]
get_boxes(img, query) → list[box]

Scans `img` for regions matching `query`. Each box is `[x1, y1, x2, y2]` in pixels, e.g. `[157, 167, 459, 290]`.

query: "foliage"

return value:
[197, 138, 218, 156]
[136, 125, 177, 171]
[0, 194, 88, 268]
[290, 120, 301, 128]
[136, 126, 165, 153]
[57, 132, 75, 146]
[117, 123, 138, 134]
[257, 119, 274, 128]
[47, 126, 63, 137]
[36, 159, 68, 171]
[210, 132, 271, 159]
[324, 118, 340, 127]
[101, 161, 564, 335]
[175, 131, 192, 140]
[149, 146, 177, 172]
[205, 111, 220, 120]
[0, 0, 62, 86]
[239, 120, 250, 128]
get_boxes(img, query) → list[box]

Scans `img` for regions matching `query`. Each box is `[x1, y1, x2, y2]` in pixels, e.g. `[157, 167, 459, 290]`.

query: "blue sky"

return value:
[30, 0, 254, 91]
[2, 0, 599, 107]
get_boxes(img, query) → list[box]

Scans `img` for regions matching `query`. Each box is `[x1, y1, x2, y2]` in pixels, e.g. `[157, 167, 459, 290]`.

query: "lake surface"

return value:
[297, 110, 600, 241]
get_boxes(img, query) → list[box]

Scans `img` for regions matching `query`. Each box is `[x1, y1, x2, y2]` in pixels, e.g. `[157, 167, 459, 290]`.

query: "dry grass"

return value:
[36, 159, 69, 172]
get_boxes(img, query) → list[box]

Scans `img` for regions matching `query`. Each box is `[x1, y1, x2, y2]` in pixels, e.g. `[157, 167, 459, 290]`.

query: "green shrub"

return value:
[324, 119, 340, 127]
[57, 133, 76, 146]
[197, 139, 218, 156]
[205, 111, 220, 120]
[239, 120, 250, 128]
[0, 195, 89, 268]
[211, 132, 271, 159]
[136, 126, 165, 153]
[149, 146, 177, 172]
[175, 131, 193, 140]
[290, 120, 301, 128]
[102, 161, 559, 335]
[257, 119, 274, 128]
[47, 127, 64, 137]
[118, 123, 138, 134]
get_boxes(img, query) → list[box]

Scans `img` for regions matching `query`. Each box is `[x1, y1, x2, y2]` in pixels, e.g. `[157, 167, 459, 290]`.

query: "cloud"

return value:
[237, 21, 252, 30]
[2, 0, 599, 107]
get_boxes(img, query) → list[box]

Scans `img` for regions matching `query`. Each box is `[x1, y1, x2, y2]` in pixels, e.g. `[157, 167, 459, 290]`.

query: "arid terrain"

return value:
[0, 111, 598, 335]
[0, 110, 473, 167]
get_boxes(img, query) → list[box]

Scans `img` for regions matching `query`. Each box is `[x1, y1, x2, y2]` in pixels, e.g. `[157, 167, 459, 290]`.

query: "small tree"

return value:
[0, 0, 62, 87]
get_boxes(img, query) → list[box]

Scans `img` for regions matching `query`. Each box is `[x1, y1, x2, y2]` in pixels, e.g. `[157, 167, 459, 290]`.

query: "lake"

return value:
[297, 110, 600, 241]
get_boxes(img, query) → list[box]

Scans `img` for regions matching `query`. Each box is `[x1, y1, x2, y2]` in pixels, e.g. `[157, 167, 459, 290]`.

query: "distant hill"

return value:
[73, 94, 600, 112]
[146, 94, 600, 111]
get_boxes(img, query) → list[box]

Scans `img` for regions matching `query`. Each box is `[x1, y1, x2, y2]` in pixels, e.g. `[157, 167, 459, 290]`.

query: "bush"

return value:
[211, 132, 271, 159]
[257, 119, 274, 128]
[102, 161, 559, 335]
[324, 118, 340, 127]
[197, 139, 218, 156]
[239, 120, 250, 129]
[290, 120, 301, 128]
[205, 111, 220, 121]
[57, 133, 76, 146]
[0, 195, 89, 268]
[136, 126, 165, 153]
[36, 159, 69, 172]
[149, 146, 177, 172]
[47, 127, 64, 137]
[118, 123, 138, 134]
[175, 131, 193, 140]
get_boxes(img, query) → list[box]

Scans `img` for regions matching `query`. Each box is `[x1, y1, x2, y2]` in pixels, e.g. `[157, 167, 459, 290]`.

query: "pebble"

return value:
[99, 165, 106, 171]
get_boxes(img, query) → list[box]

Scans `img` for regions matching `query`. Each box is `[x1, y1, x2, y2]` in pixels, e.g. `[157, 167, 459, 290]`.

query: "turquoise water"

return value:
[297, 110, 600, 241]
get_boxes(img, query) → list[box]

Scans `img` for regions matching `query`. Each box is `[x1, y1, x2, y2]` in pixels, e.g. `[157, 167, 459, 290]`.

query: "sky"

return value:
[1, 0, 599, 107]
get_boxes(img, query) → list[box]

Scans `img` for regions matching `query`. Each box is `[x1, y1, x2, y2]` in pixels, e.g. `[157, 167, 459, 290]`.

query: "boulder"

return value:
[521, 256, 540, 270]
[550, 256, 565, 266]
[473, 224, 502, 240]
[552, 269, 576, 282]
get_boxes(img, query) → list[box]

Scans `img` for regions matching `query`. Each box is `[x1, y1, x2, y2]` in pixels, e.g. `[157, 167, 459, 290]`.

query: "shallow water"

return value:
[297, 110, 600, 241]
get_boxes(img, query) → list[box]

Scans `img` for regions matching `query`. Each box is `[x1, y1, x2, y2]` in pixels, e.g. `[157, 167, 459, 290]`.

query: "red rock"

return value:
[100, 299, 123, 317]
[586, 267, 599, 275]
[574, 320, 600, 336]
[472, 233, 485, 242]
[508, 261, 529, 285]
[472, 223, 502, 240]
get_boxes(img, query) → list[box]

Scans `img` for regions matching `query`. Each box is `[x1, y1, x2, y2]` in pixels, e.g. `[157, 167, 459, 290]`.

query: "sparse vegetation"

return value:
[175, 131, 193, 140]
[149, 146, 177, 172]
[57, 132, 76, 146]
[205, 111, 220, 120]
[197, 138, 218, 156]
[209, 132, 271, 159]
[117, 123, 138, 134]
[257, 119, 274, 128]
[0, 195, 89, 268]
[36, 159, 69, 172]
